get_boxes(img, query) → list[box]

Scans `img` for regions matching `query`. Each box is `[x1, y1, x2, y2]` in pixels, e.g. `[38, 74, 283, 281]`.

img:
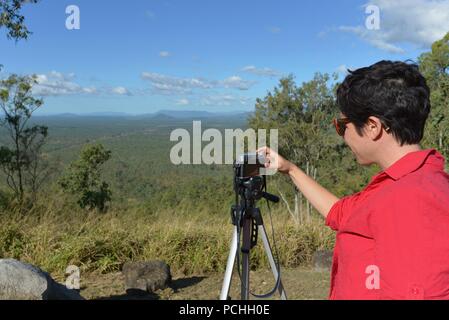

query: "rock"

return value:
[312, 250, 334, 271]
[0, 259, 84, 300]
[122, 261, 171, 293]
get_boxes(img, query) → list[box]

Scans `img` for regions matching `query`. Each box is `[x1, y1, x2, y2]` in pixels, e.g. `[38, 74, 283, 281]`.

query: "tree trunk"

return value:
[306, 161, 310, 222]
[14, 124, 24, 203]
[278, 187, 299, 225]
[294, 189, 299, 225]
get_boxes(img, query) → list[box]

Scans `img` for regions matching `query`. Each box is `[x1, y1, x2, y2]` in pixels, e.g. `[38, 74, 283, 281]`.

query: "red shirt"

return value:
[326, 149, 449, 300]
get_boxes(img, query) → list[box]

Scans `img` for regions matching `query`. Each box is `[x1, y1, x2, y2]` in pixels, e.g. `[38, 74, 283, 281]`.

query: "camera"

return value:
[235, 152, 267, 178]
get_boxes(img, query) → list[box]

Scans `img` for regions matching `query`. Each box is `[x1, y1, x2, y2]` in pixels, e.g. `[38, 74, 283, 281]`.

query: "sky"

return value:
[1, 0, 448, 115]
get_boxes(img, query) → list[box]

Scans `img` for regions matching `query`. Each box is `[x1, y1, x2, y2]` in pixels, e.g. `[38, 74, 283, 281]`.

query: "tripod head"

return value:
[234, 175, 280, 205]
[233, 153, 280, 205]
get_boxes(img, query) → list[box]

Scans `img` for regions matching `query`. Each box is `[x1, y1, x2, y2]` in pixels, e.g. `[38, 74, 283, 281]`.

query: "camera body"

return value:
[235, 152, 266, 178]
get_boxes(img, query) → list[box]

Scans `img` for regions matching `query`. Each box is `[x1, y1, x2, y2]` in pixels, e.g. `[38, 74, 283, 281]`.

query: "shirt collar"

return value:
[383, 149, 445, 181]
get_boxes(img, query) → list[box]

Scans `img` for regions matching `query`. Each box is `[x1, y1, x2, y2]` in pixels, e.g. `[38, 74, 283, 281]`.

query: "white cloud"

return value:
[141, 72, 212, 94]
[339, 26, 405, 54]
[33, 71, 131, 96]
[222, 76, 255, 90]
[242, 65, 283, 78]
[33, 71, 94, 96]
[199, 94, 253, 107]
[176, 98, 190, 105]
[82, 87, 98, 94]
[141, 72, 256, 95]
[340, 0, 449, 53]
[111, 87, 132, 96]
[159, 51, 171, 58]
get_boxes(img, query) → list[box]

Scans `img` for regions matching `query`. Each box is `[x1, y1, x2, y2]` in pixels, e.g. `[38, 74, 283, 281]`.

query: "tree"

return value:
[59, 144, 112, 212]
[419, 32, 449, 164]
[0, 0, 39, 41]
[0, 72, 49, 203]
[1, 0, 46, 206]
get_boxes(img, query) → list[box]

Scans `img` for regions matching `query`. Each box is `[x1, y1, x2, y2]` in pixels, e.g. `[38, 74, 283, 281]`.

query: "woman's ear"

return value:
[366, 117, 383, 140]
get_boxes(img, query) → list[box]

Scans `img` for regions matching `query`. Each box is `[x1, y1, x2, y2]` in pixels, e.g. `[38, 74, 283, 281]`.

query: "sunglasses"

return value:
[332, 117, 392, 137]
[333, 118, 352, 137]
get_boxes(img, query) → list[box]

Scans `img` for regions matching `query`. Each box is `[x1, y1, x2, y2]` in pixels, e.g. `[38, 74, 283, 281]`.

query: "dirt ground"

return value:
[79, 267, 331, 300]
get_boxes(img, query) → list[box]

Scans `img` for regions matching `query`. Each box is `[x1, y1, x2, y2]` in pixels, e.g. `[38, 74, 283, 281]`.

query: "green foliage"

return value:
[0, 189, 12, 210]
[420, 32, 449, 164]
[419, 32, 449, 87]
[59, 144, 112, 212]
[0, 73, 48, 204]
[0, 0, 39, 41]
[0, 220, 27, 259]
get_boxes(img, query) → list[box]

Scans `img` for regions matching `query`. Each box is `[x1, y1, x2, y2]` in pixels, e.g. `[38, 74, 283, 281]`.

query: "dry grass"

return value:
[0, 200, 335, 280]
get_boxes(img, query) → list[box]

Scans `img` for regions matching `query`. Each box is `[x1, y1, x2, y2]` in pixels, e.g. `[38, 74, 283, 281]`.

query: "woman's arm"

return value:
[287, 164, 340, 219]
[258, 147, 340, 218]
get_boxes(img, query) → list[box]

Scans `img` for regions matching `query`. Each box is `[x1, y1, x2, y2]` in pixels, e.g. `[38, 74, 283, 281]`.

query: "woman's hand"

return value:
[256, 146, 295, 175]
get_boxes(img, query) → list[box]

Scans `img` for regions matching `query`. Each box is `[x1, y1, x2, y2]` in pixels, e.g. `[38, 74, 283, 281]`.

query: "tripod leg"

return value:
[241, 216, 252, 300]
[220, 226, 238, 300]
[259, 225, 288, 300]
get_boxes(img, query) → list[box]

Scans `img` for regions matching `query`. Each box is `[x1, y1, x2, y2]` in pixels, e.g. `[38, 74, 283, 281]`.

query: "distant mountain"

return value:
[35, 113, 81, 118]
[85, 112, 131, 117]
[33, 110, 254, 120]
[151, 113, 176, 121]
[35, 112, 130, 118]
[155, 110, 216, 119]
[155, 110, 253, 119]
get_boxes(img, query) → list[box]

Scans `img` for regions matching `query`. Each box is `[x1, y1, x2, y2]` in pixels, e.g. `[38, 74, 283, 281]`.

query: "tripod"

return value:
[220, 176, 287, 300]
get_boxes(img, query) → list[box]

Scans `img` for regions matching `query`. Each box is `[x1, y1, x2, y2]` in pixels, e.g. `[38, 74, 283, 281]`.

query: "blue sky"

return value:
[1, 0, 448, 115]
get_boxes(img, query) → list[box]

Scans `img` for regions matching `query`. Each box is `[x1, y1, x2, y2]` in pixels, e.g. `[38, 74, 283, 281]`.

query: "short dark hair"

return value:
[336, 60, 431, 146]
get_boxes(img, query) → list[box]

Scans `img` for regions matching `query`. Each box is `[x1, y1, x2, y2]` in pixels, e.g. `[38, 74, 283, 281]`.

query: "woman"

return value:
[258, 61, 449, 300]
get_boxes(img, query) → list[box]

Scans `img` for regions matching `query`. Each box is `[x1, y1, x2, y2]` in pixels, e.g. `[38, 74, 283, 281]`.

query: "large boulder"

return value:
[0, 259, 84, 300]
[312, 250, 334, 271]
[122, 261, 171, 293]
